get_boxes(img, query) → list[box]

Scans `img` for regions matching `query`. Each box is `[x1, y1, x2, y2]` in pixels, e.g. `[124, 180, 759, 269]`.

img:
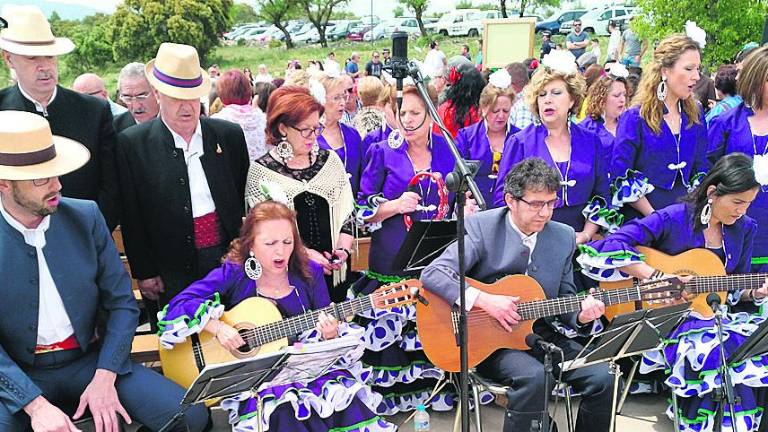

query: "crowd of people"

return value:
[2, 4, 768, 432]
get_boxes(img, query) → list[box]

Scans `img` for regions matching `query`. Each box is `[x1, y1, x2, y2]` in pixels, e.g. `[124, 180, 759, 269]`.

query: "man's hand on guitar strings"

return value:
[475, 292, 521, 333]
[577, 288, 606, 324]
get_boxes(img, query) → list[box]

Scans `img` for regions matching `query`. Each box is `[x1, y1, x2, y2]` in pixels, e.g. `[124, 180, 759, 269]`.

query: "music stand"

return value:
[561, 304, 690, 432]
[728, 318, 768, 432]
[392, 219, 457, 273]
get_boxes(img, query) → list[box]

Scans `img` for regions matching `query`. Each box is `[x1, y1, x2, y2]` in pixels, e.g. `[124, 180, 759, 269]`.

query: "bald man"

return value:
[72, 73, 127, 117]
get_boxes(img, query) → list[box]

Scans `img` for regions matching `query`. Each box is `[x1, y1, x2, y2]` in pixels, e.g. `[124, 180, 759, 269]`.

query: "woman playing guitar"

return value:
[157, 201, 396, 432]
[578, 153, 768, 432]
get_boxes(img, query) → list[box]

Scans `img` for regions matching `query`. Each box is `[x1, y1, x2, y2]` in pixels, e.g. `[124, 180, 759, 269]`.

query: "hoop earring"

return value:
[700, 198, 713, 226]
[244, 251, 262, 281]
[656, 76, 668, 101]
[275, 136, 294, 161]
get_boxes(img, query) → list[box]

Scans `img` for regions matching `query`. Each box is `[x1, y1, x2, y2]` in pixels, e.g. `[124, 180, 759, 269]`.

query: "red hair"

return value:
[226, 201, 313, 282]
[266, 85, 324, 145]
[217, 69, 252, 106]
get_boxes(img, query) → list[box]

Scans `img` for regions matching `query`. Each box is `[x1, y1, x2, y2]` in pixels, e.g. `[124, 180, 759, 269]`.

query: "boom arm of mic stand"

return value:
[407, 63, 487, 210]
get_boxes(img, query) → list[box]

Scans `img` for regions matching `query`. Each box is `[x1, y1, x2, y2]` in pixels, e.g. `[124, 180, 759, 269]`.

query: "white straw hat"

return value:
[146, 43, 211, 100]
[0, 5, 74, 56]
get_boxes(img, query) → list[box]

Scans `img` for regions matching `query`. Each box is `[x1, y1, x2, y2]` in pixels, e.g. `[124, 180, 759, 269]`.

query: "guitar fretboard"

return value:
[243, 295, 374, 348]
[516, 286, 644, 321]
[688, 273, 768, 295]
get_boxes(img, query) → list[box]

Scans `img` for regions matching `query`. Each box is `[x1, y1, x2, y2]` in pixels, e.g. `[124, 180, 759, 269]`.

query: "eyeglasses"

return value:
[517, 197, 560, 211]
[291, 125, 325, 138]
[32, 177, 52, 187]
[330, 93, 349, 103]
[119, 93, 150, 103]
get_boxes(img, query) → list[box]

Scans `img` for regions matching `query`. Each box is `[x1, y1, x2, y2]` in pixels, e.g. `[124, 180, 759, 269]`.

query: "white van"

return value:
[426, 9, 480, 36]
[450, 10, 503, 37]
[560, 6, 636, 36]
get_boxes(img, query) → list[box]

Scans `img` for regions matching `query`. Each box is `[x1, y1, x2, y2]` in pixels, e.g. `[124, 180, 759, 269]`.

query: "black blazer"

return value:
[112, 111, 137, 134]
[0, 85, 120, 229]
[116, 117, 249, 299]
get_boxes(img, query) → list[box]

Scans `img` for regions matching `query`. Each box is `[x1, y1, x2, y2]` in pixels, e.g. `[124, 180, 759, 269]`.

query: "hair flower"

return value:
[308, 77, 326, 105]
[488, 69, 512, 89]
[685, 21, 707, 49]
[541, 50, 578, 75]
[608, 63, 629, 79]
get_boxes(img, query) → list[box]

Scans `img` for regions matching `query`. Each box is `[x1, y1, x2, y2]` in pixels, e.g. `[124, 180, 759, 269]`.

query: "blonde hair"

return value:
[585, 76, 626, 120]
[377, 84, 394, 107]
[357, 76, 384, 107]
[737, 45, 768, 110]
[524, 67, 586, 119]
[632, 34, 701, 134]
[285, 70, 310, 88]
[479, 82, 517, 113]
[316, 72, 345, 94]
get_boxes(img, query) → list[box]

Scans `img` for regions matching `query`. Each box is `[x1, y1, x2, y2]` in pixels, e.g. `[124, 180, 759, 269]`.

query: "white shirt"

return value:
[18, 84, 57, 117]
[162, 119, 217, 218]
[607, 30, 621, 59]
[457, 212, 539, 311]
[0, 196, 75, 345]
[424, 49, 447, 79]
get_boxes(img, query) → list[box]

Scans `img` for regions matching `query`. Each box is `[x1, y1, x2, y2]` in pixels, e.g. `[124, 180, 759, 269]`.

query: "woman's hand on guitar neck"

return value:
[475, 292, 521, 333]
[316, 312, 339, 340]
[205, 319, 246, 351]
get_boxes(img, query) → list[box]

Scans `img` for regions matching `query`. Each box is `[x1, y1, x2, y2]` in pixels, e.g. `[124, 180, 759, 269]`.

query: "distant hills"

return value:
[0, 0, 111, 21]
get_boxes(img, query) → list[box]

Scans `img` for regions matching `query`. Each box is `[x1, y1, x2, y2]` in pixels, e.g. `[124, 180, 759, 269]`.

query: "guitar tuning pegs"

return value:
[410, 286, 430, 306]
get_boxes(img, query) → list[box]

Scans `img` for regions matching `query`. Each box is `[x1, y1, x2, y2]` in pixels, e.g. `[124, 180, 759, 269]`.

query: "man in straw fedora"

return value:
[0, 5, 120, 231]
[0, 111, 209, 431]
[116, 43, 249, 331]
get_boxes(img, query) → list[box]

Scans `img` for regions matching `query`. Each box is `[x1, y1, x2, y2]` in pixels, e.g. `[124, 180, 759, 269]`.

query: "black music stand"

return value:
[728, 318, 768, 432]
[561, 303, 690, 432]
[392, 219, 457, 274]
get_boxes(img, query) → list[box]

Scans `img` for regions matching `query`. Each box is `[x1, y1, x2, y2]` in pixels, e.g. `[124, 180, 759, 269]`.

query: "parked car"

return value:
[294, 23, 337, 45]
[347, 23, 373, 42]
[450, 10, 502, 37]
[364, 17, 420, 41]
[426, 9, 479, 36]
[535, 9, 587, 34]
[235, 27, 270, 42]
[224, 24, 263, 41]
[327, 20, 360, 41]
[560, 6, 636, 36]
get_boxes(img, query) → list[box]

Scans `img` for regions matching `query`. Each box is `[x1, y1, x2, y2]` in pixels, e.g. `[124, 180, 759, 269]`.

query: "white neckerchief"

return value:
[0, 195, 74, 345]
[18, 84, 58, 117]
[161, 118, 217, 218]
[508, 212, 538, 266]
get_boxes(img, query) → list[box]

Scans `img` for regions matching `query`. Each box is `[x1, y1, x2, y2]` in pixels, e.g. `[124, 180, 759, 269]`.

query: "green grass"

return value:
[0, 32, 617, 96]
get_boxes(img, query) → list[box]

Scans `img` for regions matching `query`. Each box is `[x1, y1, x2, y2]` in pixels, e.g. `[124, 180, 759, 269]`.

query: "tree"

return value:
[518, 0, 561, 17]
[256, 0, 299, 49]
[393, 6, 404, 17]
[109, 0, 232, 64]
[230, 3, 259, 24]
[633, 0, 768, 67]
[455, 0, 473, 8]
[398, 0, 429, 37]
[296, 0, 348, 48]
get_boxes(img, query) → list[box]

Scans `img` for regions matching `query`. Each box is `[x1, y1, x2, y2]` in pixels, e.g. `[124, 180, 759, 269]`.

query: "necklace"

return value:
[544, 124, 573, 206]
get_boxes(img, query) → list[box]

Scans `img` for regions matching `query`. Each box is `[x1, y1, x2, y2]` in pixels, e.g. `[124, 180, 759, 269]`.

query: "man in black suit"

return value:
[0, 5, 120, 230]
[116, 42, 249, 329]
[113, 62, 161, 133]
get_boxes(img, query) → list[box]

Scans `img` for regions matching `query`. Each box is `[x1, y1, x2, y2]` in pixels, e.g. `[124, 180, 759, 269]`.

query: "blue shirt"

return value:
[705, 95, 742, 126]
[345, 61, 359, 75]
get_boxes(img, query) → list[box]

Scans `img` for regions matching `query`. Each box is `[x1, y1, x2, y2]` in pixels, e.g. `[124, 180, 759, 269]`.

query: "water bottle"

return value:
[414, 404, 430, 431]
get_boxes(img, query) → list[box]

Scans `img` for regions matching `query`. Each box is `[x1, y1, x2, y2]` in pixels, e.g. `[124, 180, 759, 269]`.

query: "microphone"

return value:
[390, 31, 409, 112]
[707, 292, 724, 314]
[525, 333, 562, 353]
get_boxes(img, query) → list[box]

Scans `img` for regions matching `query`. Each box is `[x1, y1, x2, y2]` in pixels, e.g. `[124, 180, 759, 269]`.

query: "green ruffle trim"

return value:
[610, 168, 650, 195]
[669, 402, 764, 425]
[363, 271, 406, 284]
[752, 256, 768, 265]
[363, 360, 430, 372]
[329, 416, 386, 432]
[156, 292, 221, 335]
[577, 244, 646, 261]
[593, 206, 625, 227]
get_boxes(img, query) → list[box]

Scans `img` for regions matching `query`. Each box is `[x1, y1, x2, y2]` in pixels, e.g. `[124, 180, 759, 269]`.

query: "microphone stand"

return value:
[405, 62, 485, 432]
[711, 301, 739, 432]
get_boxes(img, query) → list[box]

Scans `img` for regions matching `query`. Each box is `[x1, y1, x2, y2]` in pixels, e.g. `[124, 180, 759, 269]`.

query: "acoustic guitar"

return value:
[411, 275, 682, 372]
[599, 247, 768, 320]
[159, 283, 417, 389]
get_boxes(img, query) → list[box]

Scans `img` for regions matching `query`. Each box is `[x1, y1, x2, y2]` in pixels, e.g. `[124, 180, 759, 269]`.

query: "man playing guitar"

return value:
[421, 157, 613, 432]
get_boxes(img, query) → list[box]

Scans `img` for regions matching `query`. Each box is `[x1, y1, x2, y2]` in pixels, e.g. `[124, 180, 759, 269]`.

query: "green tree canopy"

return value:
[109, 0, 232, 64]
[256, 0, 300, 49]
[297, 0, 348, 48]
[230, 3, 259, 24]
[398, 0, 429, 37]
[634, 0, 768, 67]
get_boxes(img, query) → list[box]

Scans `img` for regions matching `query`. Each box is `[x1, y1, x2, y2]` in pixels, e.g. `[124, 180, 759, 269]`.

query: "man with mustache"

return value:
[0, 5, 120, 230]
[0, 111, 209, 432]
[116, 43, 249, 331]
[112, 62, 160, 133]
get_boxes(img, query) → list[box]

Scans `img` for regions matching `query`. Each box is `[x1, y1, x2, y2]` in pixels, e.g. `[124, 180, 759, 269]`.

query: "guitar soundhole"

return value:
[230, 325, 259, 359]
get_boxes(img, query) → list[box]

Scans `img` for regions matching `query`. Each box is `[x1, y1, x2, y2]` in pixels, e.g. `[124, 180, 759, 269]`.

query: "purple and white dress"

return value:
[578, 203, 768, 432]
[158, 261, 395, 432]
[707, 102, 768, 273]
[455, 121, 519, 207]
[610, 105, 709, 221]
[318, 122, 364, 195]
[578, 116, 616, 173]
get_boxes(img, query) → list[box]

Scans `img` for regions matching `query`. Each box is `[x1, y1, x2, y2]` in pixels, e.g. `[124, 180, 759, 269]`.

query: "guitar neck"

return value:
[687, 273, 768, 295]
[247, 295, 374, 348]
[516, 286, 643, 321]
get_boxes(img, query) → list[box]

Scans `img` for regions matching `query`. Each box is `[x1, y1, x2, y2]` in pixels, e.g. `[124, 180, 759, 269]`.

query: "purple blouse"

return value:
[362, 124, 394, 159]
[318, 122, 363, 195]
[455, 121, 519, 208]
[578, 116, 615, 170]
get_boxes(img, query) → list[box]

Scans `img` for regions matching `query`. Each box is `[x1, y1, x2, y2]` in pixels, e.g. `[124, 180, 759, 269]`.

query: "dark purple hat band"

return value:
[152, 65, 203, 88]
[0, 145, 56, 166]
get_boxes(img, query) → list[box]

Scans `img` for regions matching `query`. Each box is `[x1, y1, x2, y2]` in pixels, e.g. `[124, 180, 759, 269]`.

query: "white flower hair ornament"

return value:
[488, 69, 512, 89]
[608, 63, 629, 79]
[685, 21, 707, 49]
[754, 154, 768, 186]
[541, 50, 578, 75]
[308, 77, 326, 105]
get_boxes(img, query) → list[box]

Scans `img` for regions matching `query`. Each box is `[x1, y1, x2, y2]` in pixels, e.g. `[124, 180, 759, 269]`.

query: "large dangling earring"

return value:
[656, 76, 668, 101]
[387, 129, 404, 149]
[700, 198, 713, 226]
[275, 136, 294, 161]
[311, 141, 320, 158]
[244, 251, 262, 280]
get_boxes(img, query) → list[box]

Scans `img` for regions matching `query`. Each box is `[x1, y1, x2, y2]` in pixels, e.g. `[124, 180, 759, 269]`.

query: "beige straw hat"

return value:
[0, 111, 89, 181]
[145, 43, 211, 100]
[0, 5, 74, 57]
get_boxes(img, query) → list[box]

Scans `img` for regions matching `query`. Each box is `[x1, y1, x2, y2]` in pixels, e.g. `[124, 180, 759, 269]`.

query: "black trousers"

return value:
[476, 326, 614, 432]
